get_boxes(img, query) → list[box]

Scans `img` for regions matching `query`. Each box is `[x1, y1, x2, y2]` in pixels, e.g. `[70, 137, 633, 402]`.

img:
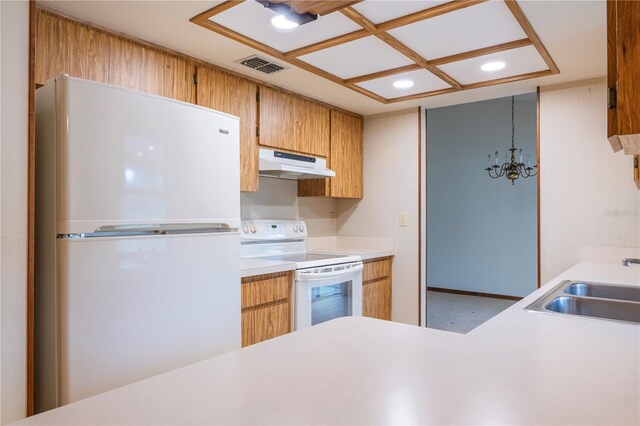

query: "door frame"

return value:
[420, 90, 542, 327]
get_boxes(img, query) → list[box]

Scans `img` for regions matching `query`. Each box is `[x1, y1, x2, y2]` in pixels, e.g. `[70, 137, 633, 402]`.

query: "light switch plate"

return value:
[399, 213, 408, 227]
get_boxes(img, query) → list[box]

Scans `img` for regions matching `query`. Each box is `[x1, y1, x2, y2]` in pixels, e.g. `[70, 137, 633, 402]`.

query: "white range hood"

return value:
[258, 148, 335, 180]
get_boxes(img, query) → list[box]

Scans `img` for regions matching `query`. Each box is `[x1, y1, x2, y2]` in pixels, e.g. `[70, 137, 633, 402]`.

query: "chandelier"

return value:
[485, 96, 537, 185]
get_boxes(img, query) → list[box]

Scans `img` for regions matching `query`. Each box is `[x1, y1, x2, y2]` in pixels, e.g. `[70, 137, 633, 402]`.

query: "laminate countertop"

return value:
[240, 236, 395, 278]
[14, 262, 640, 425]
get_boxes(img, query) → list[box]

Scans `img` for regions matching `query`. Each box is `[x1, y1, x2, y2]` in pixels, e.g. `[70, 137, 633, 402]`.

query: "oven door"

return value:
[294, 262, 363, 330]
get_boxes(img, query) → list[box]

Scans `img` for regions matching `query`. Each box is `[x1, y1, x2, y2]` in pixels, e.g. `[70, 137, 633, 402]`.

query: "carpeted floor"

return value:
[426, 291, 518, 334]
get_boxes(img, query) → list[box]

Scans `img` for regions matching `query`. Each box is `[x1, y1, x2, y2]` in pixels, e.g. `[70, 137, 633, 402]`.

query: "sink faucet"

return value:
[622, 258, 640, 266]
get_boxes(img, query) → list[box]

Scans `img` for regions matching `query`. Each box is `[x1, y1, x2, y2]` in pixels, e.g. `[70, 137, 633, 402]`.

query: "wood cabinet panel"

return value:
[196, 66, 258, 192]
[241, 302, 290, 347]
[607, 0, 640, 155]
[363, 277, 392, 321]
[241, 272, 290, 309]
[363, 258, 392, 282]
[259, 86, 330, 157]
[362, 257, 392, 321]
[35, 9, 109, 85]
[241, 272, 292, 347]
[298, 111, 363, 198]
[329, 111, 364, 198]
[35, 10, 194, 103]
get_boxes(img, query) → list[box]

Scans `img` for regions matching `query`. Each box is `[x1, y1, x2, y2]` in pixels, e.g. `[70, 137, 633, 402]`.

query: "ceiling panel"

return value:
[387, 1, 527, 60]
[350, 0, 449, 24]
[439, 45, 548, 85]
[298, 36, 414, 79]
[356, 69, 451, 98]
[209, 0, 362, 53]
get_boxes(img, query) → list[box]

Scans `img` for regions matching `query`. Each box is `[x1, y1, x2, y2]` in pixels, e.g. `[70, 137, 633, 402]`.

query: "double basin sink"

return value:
[525, 280, 640, 325]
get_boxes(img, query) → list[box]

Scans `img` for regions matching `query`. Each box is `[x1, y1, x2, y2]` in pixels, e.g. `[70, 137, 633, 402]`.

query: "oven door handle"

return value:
[296, 263, 363, 281]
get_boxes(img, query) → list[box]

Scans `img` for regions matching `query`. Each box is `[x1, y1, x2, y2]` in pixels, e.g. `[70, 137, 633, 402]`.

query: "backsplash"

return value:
[241, 178, 337, 237]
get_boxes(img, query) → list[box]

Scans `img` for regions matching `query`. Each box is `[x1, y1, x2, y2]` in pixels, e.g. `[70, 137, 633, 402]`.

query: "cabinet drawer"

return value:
[241, 301, 290, 347]
[241, 272, 290, 309]
[363, 258, 391, 282]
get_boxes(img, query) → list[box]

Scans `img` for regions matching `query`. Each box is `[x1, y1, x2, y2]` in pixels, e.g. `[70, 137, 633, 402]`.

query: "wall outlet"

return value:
[399, 213, 408, 227]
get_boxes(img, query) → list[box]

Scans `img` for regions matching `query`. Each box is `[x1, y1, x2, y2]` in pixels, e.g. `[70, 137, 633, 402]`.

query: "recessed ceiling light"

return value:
[271, 14, 299, 30]
[393, 79, 415, 89]
[481, 61, 506, 72]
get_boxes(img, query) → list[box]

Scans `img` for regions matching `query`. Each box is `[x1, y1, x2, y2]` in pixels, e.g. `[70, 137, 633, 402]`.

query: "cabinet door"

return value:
[35, 9, 195, 103]
[298, 111, 363, 198]
[35, 10, 110, 86]
[108, 41, 195, 104]
[329, 111, 363, 198]
[196, 66, 259, 192]
[362, 257, 392, 321]
[241, 302, 290, 347]
[363, 277, 392, 321]
[607, 0, 640, 151]
[259, 86, 330, 157]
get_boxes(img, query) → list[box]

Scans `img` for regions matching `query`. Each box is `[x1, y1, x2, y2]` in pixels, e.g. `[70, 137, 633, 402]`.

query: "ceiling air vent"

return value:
[237, 55, 287, 75]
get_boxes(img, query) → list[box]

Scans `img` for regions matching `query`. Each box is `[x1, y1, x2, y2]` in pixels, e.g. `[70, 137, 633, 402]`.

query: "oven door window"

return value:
[311, 281, 353, 326]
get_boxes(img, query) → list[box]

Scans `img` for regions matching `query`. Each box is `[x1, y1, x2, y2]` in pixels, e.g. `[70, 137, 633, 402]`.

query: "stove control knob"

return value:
[293, 225, 298, 232]
[242, 225, 249, 234]
[299, 225, 305, 233]
[250, 225, 257, 234]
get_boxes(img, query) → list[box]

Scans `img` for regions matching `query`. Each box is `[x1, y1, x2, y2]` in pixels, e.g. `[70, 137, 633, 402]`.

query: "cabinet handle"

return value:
[608, 87, 617, 109]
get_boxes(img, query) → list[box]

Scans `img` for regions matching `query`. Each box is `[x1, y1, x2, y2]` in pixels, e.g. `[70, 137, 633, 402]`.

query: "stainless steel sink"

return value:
[525, 280, 640, 325]
[564, 282, 640, 302]
[545, 296, 640, 323]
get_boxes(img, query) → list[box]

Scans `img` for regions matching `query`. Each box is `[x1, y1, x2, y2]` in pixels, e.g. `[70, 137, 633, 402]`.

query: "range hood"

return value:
[258, 148, 335, 180]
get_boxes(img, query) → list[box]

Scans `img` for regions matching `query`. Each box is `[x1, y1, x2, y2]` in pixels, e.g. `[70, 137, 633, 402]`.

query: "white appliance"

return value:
[258, 148, 336, 180]
[241, 220, 362, 329]
[35, 75, 241, 413]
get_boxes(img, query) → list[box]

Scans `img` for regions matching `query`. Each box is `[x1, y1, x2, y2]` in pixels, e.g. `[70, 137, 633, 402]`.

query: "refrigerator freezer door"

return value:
[55, 76, 240, 234]
[55, 232, 240, 406]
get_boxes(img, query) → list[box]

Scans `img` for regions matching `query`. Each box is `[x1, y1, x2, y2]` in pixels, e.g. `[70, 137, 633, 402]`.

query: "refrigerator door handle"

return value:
[58, 223, 238, 239]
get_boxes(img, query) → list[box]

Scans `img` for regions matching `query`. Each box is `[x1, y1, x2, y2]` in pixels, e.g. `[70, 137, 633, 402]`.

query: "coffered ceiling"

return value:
[38, 0, 606, 115]
[191, 0, 559, 104]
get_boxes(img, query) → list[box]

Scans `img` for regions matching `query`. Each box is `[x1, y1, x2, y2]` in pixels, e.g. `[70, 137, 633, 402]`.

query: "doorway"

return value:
[422, 93, 539, 333]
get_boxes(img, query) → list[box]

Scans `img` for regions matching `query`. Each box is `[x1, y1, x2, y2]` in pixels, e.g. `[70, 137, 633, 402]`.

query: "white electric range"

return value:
[241, 220, 363, 329]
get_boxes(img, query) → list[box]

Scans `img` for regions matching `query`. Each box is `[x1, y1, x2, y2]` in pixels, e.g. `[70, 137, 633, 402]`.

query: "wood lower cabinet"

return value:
[607, 0, 640, 155]
[241, 272, 292, 347]
[298, 110, 364, 199]
[258, 86, 330, 157]
[362, 257, 392, 321]
[196, 66, 259, 192]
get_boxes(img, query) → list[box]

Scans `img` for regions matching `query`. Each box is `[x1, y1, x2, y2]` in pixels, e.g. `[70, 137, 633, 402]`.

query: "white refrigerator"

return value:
[35, 75, 241, 413]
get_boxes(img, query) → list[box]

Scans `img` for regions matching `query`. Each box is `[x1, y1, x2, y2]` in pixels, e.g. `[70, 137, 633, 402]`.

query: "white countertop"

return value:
[14, 262, 640, 425]
[241, 236, 395, 277]
[240, 257, 296, 278]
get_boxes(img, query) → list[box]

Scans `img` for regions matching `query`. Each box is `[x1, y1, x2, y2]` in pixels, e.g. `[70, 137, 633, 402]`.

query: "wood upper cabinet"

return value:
[196, 66, 259, 192]
[258, 86, 330, 157]
[241, 272, 292, 347]
[298, 111, 363, 198]
[362, 257, 392, 321]
[35, 9, 195, 103]
[607, 0, 640, 154]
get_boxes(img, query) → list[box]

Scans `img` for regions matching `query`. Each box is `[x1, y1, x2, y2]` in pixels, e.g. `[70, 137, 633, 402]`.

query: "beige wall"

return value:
[540, 78, 640, 284]
[1, 0, 29, 423]
[241, 177, 337, 237]
[336, 109, 420, 326]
